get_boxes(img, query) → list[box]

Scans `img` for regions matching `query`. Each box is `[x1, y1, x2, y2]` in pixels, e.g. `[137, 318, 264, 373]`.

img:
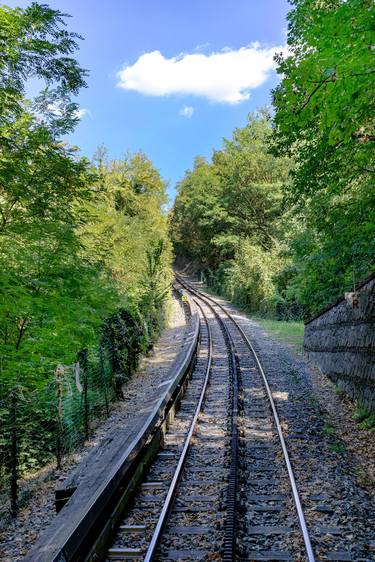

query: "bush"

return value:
[219, 239, 282, 315]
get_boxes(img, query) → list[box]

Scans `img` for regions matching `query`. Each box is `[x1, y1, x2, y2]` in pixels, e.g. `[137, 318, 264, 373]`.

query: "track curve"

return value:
[177, 275, 316, 562]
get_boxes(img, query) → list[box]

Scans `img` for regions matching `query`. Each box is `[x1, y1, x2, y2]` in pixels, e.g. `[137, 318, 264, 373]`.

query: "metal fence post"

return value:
[99, 347, 110, 417]
[55, 365, 64, 469]
[78, 349, 89, 440]
[9, 388, 18, 517]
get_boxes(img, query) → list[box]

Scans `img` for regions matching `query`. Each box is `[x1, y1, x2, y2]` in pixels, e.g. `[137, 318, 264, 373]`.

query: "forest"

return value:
[171, 0, 374, 319]
[0, 0, 373, 502]
[0, 3, 171, 393]
[0, 3, 174, 499]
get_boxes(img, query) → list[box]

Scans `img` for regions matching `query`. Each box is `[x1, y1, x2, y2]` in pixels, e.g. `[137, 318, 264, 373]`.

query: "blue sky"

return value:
[7, 0, 290, 201]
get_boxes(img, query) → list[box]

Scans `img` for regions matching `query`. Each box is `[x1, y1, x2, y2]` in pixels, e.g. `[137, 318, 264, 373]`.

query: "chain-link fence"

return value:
[0, 238, 171, 525]
[0, 304, 154, 523]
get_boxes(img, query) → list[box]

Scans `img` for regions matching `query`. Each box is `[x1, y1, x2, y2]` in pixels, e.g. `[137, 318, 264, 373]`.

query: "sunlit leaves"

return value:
[0, 5, 169, 390]
[272, 0, 374, 314]
[170, 112, 291, 315]
[0, 2, 87, 134]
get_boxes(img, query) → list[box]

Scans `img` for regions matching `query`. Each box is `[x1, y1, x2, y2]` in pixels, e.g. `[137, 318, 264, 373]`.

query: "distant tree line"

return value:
[170, 0, 374, 319]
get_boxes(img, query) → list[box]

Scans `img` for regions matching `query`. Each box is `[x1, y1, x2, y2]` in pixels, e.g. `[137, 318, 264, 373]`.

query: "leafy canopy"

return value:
[272, 0, 374, 311]
[0, 4, 171, 390]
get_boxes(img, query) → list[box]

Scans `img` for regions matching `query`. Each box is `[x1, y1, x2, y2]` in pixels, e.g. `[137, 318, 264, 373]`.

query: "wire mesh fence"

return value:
[0, 340, 123, 521]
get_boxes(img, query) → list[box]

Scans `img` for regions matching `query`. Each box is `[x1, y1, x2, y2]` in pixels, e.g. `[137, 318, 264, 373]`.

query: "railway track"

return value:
[103, 277, 316, 562]
[176, 277, 316, 562]
[105, 295, 231, 560]
[27, 276, 366, 562]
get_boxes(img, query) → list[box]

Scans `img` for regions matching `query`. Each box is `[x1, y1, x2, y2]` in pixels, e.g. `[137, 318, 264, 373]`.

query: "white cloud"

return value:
[179, 105, 194, 118]
[117, 43, 283, 104]
[47, 104, 89, 119]
[74, 108, 89, 119]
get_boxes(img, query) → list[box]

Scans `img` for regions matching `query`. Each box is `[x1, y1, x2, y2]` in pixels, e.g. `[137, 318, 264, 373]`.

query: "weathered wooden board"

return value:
[25, 291, 199, 562]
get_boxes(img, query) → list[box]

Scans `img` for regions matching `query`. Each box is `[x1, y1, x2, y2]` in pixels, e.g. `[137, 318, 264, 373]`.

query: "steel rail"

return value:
[176, 283, 241, 561]
[176, 275, 316, 562]
[143, 298, 213, 562]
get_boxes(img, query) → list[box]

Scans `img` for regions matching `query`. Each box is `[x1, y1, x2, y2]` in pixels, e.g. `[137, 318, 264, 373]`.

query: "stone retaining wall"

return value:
[303, 273, 375, 412]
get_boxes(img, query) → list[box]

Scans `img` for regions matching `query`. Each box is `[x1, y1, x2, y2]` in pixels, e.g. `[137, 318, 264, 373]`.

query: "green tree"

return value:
[212, 110, 290, 251]
[0, 2, 87, 135]
[272, 0, 374, 313]
[170, 156, 226, 268]
[171, 111, 290, 314]
[0, 3, 99, 387]
[81, 150, 171, 300]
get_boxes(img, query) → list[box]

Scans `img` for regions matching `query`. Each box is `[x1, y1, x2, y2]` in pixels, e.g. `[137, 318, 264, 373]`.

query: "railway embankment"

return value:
[0, 294, 196, 562]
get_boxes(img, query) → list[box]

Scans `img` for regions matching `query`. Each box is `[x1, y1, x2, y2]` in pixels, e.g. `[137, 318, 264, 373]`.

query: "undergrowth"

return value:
[353, 404, 375, 431]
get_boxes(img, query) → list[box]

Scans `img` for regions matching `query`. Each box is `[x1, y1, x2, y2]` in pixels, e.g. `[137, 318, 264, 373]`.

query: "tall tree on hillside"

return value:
[170, 157, 226, 268]
[213, 110, 290, 251]
[170, 112, 291, 313]
[272, 0, 374, 310]
[171, 112, 289, 269]
[0, 3, 101, 387]
[82, 149, 171, 297]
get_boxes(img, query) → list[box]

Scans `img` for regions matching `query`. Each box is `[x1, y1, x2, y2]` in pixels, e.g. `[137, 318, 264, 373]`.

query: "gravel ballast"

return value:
[196, 283, 375, 561]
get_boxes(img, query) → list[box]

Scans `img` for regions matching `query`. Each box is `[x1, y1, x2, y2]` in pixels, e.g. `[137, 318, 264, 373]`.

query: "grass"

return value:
[251, 316, 305, 353]
[329, 442, 345, 454]
[323, 422, 336, 437]
[359, 415, 375, 430]
[323, 423, 345, 454]
[334, 385, 345, 397]
[353, 403, 375, 431]
[199, 283, 305, 353]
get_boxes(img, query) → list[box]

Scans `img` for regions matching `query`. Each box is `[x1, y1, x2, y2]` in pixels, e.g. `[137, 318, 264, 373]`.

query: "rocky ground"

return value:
[237, 309, 375, 497]
[303, 362, 375, 492]
[0, 295, 187, 561]
[205, 288, 375, 561]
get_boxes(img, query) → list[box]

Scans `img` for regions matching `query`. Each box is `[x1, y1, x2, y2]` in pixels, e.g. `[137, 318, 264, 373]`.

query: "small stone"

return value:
[315, 504, 334, 514]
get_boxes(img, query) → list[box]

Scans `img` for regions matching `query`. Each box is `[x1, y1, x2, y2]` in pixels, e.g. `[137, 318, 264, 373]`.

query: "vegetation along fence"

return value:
[0, 306, 154, 522]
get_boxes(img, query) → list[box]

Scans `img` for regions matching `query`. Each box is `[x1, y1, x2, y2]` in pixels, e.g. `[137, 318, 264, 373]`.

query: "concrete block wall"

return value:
[303, 273, 375, 412]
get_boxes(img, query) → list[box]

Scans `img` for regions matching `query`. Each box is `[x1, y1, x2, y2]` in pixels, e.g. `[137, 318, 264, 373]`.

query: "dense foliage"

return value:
[171, 0, 374, 318]
[272, 0, 374, 311]
[0, 4, 171, 507]
[0, 3, 171, 391]
[170, 111, 292, 316]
